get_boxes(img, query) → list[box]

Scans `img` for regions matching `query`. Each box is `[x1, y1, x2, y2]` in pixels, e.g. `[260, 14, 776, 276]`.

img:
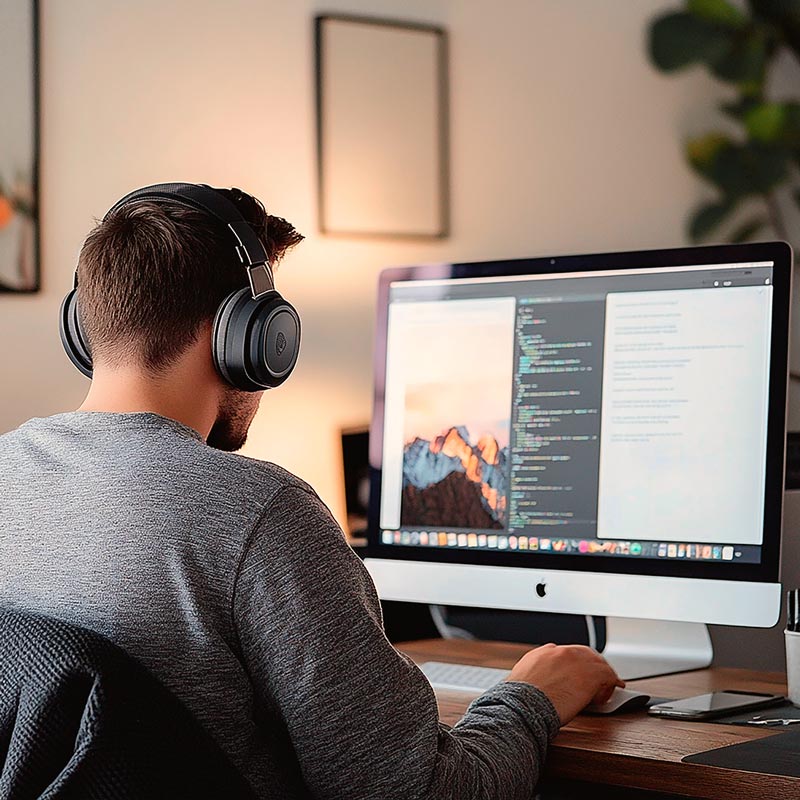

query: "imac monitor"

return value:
[366, 242, 793, 679]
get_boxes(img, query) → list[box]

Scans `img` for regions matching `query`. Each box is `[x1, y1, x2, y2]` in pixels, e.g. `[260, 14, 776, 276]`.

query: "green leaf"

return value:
[689, 200, 737, 241]
[748, 0, 800, 49]
[708, 28, 769, 84]
[729, 216, 768, 242]
[743, 103, 800, 146]
[783, 105, 800, 147]
[688, 0, 748, 28]
[745, 103, 787, 141]
[686, 138, 789, 196]
[721, 97, 761, 120]
[749, 0, 800, 15]
[715, 143, 789, 195]
[649, 12, 731, 71]
[687, 133, 731, 174]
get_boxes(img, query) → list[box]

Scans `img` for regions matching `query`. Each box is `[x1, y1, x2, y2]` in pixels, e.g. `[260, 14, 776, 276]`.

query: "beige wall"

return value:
[2, 0, 736, 523]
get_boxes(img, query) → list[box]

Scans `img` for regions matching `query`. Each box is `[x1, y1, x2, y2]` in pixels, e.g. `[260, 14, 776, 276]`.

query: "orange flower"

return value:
[0, 196, 13, 229]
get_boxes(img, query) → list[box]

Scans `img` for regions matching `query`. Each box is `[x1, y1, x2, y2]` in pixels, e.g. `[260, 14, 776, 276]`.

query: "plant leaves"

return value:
[689, 199, 737, 241]
[745, 103, 787, 141]
[744, 103, 800, 145]
[721, 96, 761, 120]
[687, 133, 732, 174]
[783, 105, 800, 147]
[749, 0, 800, 17]
[729, 216, 769, 242]
[688, 0, 748, 28]
[708, 28, 769, 84]
[649, 12, 732, 71]
[686, 137, 789, 196]
[716, 143, 789, 194]
[748, 0, 800, 63]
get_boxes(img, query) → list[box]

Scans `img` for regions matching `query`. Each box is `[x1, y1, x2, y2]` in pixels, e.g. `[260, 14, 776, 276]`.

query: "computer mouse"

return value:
[584, 687, 651, 715]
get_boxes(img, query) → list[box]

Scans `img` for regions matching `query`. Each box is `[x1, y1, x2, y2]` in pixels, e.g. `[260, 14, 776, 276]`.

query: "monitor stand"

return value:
[602, 617, 713, 680]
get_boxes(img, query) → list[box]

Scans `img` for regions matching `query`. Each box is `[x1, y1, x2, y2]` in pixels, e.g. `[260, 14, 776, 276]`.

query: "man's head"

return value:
[76, 188, 303, 450]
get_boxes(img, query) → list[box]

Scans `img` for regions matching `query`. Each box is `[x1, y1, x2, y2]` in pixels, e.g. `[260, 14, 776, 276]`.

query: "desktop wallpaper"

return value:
[397, 297, 515, 530]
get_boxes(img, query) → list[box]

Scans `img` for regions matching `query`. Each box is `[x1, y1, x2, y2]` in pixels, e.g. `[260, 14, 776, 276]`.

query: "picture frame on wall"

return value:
[0, 0, 40, 293]
[315, 14, 449, 239]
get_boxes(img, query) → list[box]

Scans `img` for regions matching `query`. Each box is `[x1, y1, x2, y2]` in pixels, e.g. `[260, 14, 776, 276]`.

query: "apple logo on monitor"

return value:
[536, 582, 547, 598]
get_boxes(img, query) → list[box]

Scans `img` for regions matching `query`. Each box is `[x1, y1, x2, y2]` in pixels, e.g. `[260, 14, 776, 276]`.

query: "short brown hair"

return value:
[77, 188, 303, 371]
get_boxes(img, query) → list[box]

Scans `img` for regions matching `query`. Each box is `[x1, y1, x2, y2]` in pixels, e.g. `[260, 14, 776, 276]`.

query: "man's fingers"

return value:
[597, 659, 624, 688]
[592, 666, 623, 703]
[593, 684, 615, 704]
[610, 669, 625, 688]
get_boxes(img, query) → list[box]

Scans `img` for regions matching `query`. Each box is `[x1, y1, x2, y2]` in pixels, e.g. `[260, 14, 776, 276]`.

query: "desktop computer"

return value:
[365, 242, 793, 680]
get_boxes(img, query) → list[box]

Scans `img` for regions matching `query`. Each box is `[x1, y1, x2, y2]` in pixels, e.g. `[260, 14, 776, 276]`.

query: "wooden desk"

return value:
[398, 639, 796, 800]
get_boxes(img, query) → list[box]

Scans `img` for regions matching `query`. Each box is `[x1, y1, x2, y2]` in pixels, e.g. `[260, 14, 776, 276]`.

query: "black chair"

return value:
[0, 607, 257, 800]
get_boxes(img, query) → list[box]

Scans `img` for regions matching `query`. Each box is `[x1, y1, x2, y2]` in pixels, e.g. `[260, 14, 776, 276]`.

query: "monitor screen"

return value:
[369, 244, 791, 583]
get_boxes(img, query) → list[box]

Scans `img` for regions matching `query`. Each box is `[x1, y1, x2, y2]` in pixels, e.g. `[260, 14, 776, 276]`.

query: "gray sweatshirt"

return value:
[0, 412, 560, 799]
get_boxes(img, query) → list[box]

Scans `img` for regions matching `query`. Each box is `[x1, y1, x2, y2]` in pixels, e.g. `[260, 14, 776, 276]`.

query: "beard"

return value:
[207, 389, 262, 452]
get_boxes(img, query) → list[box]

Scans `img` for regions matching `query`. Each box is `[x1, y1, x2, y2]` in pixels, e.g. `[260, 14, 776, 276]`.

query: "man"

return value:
[0, 185, 621, 799]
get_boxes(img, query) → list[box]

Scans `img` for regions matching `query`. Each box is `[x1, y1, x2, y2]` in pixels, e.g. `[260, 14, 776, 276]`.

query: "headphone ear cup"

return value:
[212, 288, 301, 392]
[211, 289, 242, 388]
[59, 289, 93, 378]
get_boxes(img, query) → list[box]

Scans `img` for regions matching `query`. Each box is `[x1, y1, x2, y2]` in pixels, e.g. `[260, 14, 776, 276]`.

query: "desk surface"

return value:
[398, 638, 795, 800]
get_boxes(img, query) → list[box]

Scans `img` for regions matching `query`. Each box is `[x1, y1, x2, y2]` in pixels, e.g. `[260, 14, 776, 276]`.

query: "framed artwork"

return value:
[315, 14, 449, 239]
[0, 0, 39, 292]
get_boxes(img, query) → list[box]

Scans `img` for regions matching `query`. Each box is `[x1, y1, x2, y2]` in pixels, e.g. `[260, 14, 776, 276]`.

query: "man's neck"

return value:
[79, 365, 220, 441]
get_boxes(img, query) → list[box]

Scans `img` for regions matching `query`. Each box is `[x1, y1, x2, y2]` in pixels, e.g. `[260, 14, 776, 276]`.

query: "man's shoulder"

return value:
[217, 452, 342, 535]
[0, 412, 320, 524]
[207, 448, 315, 504]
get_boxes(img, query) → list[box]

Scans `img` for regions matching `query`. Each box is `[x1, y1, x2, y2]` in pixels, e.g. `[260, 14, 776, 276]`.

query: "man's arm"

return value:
[233, 486, 613, 800]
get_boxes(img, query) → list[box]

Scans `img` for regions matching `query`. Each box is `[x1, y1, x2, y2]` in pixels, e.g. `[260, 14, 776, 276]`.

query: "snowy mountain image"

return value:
[401, 425, 508, 530]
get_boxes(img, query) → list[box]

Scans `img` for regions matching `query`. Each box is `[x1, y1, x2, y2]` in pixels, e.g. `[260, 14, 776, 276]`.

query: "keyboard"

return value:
[420, 661, 510, 692]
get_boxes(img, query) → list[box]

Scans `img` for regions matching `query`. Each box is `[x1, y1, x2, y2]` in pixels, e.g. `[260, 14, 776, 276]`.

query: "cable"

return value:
[429, 605, 477, 640]
[585, 615, 598, 651]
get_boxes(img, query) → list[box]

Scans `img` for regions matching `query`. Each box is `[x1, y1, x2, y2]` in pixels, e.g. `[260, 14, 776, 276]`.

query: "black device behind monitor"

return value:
[341, 427, 370, 540]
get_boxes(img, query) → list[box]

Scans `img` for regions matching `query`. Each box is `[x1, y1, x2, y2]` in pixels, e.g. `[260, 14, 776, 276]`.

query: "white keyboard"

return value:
[420, 661, 511, 692]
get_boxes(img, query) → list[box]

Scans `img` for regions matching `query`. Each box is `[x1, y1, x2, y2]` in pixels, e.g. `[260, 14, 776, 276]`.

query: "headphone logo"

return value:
[276, 331, 287, 356]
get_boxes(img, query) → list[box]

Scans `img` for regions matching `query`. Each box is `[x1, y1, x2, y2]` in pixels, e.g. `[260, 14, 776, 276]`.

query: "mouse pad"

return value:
[683, 728, 800, 777]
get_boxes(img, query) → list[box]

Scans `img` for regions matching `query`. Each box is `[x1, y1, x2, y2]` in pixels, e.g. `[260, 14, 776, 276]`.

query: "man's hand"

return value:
[507, 643, 624, 725]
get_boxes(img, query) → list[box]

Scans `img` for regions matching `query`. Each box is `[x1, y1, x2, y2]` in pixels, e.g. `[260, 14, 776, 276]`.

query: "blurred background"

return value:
[1, 0, 799, 555]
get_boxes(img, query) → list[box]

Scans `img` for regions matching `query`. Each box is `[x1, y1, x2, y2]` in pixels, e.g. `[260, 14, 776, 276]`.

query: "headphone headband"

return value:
[104, 182, 275, 298]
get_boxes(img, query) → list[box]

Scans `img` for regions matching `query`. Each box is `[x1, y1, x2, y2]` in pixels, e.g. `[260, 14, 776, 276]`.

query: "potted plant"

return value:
[648, 0, 800, 245]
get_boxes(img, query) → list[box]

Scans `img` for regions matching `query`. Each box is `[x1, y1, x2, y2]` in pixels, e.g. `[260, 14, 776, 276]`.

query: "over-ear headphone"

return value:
[59, 182, 301, 392]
